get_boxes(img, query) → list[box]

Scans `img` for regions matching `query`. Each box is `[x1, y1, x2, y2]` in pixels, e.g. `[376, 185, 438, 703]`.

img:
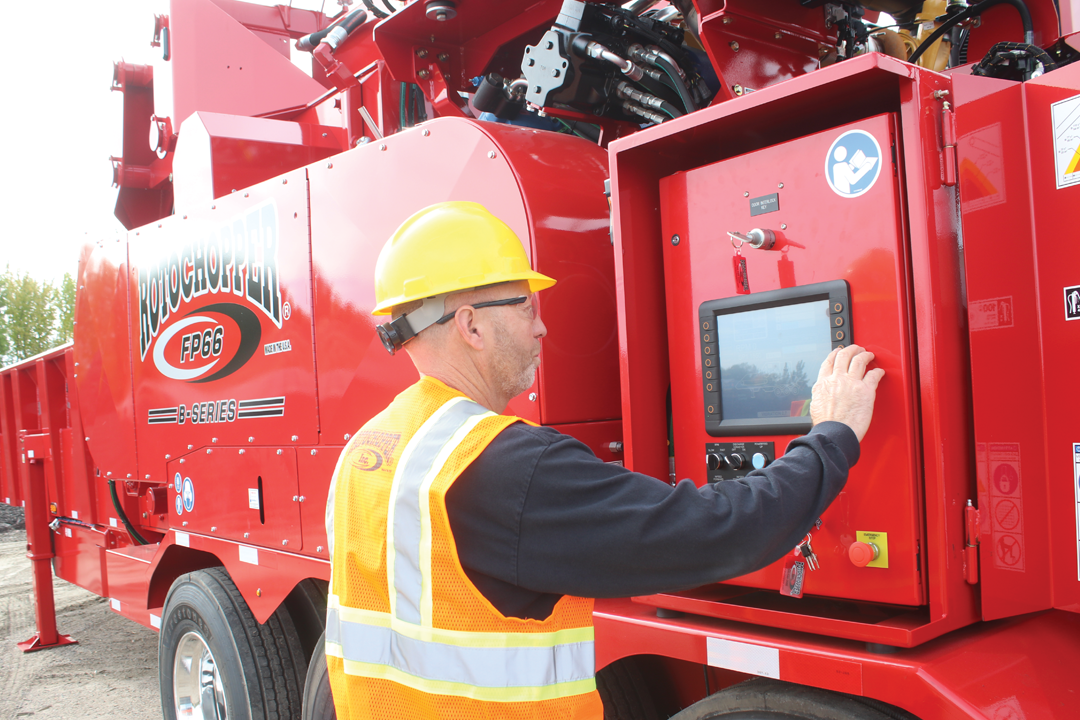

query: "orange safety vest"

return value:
[325, 376, 602, 719]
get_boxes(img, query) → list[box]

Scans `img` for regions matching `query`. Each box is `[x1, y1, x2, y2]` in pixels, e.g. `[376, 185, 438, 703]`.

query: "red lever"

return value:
[849, 541, 878, 568]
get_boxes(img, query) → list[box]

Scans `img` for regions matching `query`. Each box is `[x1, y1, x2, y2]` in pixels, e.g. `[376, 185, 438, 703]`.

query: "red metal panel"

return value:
[1023, 63, 1080, 616]
[656, 113, 923, 607]
[297, 447, 339, 562]
[73, 239, 139, 488]
[171, 111, 347, 211]
[954, 76, 1053, 620]
[167, 448, 302, 550]
[545, 420, 624, 464]
[62, 348, 98, 525]
[166, 0, 328, 126]
[609, 54, 978, 646]
[129, 165, 318, 491]
[307, 117, 618, 441]
[162, 528, 329, 624]
[595, 598, 1080, 719]
[0, 372, 23, 508]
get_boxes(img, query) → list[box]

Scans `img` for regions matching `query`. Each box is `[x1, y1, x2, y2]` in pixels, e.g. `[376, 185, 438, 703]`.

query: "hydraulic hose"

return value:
[908, 0, 1033, 65]
[108, 479, 150, 545]
[296, 7, 369, 52]
[653, 54, 696, 113]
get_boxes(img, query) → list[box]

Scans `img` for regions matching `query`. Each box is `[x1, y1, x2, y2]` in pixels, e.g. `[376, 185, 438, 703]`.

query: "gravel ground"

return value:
[0, 508, 162, 720]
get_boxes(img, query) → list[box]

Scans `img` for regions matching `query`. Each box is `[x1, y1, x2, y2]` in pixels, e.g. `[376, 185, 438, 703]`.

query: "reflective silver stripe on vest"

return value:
[391, 398, 490, 625]
[326, 607, 595, 688]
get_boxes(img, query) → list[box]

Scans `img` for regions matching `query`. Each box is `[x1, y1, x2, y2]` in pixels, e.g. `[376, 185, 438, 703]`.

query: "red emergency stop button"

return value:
[849, 541, 879, 567]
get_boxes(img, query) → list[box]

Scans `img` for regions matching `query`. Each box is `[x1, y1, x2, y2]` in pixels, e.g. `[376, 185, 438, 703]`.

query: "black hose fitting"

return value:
[296, 8, 369, 52]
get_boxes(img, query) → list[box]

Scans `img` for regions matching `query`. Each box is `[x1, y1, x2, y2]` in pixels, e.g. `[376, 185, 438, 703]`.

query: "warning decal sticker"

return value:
[1074, 443, 1080, 581]
[1051, 93, 1080, 189]
[988, 443, 1025, 572]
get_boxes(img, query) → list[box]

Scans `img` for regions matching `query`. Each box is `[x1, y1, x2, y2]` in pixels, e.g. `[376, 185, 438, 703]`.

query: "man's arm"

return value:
[448, 420, 856, 600]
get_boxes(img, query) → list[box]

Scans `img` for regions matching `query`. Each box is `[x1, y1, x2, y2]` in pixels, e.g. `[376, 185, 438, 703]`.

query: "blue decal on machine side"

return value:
[825, 129, 883, 199]
[175, 493, 184, 516]
[182, 477, 195, 514]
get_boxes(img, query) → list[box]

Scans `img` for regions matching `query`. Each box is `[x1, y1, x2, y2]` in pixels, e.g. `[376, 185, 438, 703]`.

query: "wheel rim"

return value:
[174, 631, 229, 720]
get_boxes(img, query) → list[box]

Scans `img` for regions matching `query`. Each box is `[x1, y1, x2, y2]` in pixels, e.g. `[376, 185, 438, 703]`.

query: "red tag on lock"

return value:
[733, 255, 750, 294]
[780, 556, 806, 598]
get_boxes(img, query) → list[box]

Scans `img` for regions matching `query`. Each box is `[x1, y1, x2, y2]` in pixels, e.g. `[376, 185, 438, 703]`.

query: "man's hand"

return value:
[809, 345, 885, 442]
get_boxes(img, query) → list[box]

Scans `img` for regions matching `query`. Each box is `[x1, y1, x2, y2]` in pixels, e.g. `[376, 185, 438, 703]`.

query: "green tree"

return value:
[54, 273, 76, 345]
[0, 267, 76, 366]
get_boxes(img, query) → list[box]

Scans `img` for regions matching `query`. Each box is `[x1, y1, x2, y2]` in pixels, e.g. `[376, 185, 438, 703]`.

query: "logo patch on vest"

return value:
[351, 431, 401, 472]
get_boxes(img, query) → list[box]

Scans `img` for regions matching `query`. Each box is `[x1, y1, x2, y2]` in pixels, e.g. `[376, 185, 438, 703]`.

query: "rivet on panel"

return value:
[299, 496, 306, 502]
[256, 588, 262, 596]
[327, 162, 333, 169]
[283, 179, 288, 184]
[379, 144, 387, 151]
[529, 393, 537, 402]
[244, 532, 250, 539]
[781, 223, 788, 230]
[344, 433, 351, 441]
[317, 546, 324, 553]
[179, 459, 184, 464]
[239, 449, 245, 455]
[182, 521, 188, 526]
[248, 437, 254, 443]
[291, 435, 299, 441]
[188, 444, 194, 450]
[145, 474, 151, 479]
[244, 192, 250, 197]
[311, 449, 318, 456]
[730, 41, 740, 51]
[778, 182, 784, 188]
[277, 449, 283, 455]
[487, 151, 496, 159]
[282, 540, 289, 546]
[211, 526, 217, 532]
[165, 454, 170, 459]
[212, 438, 218, 443]
[422, 129, 430, 136]
[293, 496, 299, 502]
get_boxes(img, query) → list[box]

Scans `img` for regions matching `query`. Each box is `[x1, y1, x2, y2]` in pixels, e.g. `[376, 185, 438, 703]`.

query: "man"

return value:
[325, 201, 884, 720]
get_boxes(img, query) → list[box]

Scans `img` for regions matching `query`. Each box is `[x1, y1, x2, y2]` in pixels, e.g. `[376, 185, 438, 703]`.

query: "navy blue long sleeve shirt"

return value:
[445, 421, 859, 619]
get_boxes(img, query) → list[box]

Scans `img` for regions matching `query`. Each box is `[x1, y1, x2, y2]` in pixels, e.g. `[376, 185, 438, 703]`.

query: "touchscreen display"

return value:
[715, 299, 832, 420]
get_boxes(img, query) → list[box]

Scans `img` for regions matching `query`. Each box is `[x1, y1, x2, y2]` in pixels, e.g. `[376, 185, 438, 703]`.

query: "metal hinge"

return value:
[964, 499, 980, 584]
[942, 100, 958, 187]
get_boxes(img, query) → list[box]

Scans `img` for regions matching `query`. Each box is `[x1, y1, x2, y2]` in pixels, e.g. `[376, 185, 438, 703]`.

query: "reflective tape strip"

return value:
[418, 411, 493, 626]
[326, 597, 594, 648]
[388, 397, 492, 625]
[325, 608, 596, 698]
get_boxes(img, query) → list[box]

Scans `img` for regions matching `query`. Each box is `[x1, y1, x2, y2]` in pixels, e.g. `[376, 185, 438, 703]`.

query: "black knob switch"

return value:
[727, 453, 746, 469]
[707, 453, 724, 471]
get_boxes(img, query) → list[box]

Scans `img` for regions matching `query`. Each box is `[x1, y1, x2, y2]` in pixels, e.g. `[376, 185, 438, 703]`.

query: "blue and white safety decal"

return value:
[182, 476, 195, 514]
[825, 129, 882, 199]
[175, 493, 184, 516]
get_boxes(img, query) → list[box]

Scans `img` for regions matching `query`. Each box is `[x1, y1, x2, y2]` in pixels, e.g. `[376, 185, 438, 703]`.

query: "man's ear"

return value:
[452, 307, 486, 351]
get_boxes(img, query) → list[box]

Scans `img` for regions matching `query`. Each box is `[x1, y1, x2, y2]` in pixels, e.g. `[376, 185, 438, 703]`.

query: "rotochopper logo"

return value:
[137, 202, 282, 383]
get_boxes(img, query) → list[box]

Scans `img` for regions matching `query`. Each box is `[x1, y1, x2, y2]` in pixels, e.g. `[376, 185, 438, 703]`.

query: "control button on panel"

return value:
[849, 541, 879, 568]
[834, 329, 845, 341]
[831, 301, 844, 314]
[705, 441, 774, 482]
[833, 316, 844, 327]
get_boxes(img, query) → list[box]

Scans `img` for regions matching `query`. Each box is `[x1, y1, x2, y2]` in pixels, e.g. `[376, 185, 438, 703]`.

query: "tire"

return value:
[159, 567, 307, 720]
[670, 677, 920, 720]
[301, 631, 336, 720]
[597, 656, 662, 720]
[283, 578, 329, 664]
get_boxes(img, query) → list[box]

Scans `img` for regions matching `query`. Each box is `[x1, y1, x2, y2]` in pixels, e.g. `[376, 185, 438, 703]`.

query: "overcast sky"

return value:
[0, 0, 330, 286]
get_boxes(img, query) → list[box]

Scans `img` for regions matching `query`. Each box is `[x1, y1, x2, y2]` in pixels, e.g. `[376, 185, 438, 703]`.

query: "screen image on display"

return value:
[715, 300, 833, 420]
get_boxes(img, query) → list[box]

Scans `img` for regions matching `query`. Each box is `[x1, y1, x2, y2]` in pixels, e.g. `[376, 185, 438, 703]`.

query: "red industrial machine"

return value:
[3, 0, 1080, 717]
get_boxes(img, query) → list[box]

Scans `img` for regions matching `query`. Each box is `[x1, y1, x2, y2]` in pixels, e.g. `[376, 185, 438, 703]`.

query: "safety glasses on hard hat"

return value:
[435, 296, 529, 325]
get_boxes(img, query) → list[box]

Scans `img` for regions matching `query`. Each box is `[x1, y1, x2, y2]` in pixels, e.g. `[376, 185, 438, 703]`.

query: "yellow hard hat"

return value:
[372, 201, 555, 315]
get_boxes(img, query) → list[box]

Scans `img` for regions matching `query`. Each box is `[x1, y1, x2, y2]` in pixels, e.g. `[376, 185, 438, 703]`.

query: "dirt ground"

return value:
[0, 518, 162, 720]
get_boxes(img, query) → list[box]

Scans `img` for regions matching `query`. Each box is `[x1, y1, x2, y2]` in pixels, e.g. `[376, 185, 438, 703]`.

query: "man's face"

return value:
[487, 292, 546, 400]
